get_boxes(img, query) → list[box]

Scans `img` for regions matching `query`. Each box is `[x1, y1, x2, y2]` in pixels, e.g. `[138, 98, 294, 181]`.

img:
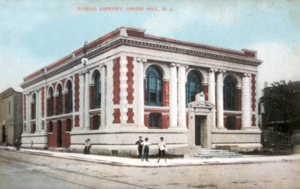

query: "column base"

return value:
[168, 125, 178, 129]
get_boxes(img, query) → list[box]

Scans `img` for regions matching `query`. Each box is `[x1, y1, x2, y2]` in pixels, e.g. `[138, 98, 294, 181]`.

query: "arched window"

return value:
[146, 66, 163, 106]
[57, 84, 63, 115]
[223, 76, 236, 110]
[32, 94, 36, 119]
[94, 71, 101, 109]
[186, 71, 202, 107]
[49, 88, 54, 116]
[66, 81, 73, 113]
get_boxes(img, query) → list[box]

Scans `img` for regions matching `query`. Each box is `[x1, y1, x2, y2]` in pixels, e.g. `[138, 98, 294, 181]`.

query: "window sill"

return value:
[48, 132, 53, 134]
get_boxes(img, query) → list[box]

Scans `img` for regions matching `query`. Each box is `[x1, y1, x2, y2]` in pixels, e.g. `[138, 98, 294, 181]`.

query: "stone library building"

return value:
[20, 26, 263, 156]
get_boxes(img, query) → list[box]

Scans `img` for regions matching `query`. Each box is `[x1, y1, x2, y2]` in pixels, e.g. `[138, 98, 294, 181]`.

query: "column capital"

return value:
[85, 69, 90, 74]
[35, 88, 41, 93]
[80, 70, 85, 76]
[99, 63, 107, 68]
[136, 57, 147, 63]
[243, 73, 251, 77]
[218, 69, 226, 73]
[178, 64, 189, 70]
[170, 63, 178, 67]
[209, 68, 218, 72]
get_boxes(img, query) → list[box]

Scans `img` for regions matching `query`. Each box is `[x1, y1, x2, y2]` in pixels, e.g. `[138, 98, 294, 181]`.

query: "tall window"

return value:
[49, 121, 53, 132]
[49, 88, 54, 116]
[224, 76, 236, 110]
[94, 71, 101, 109]
[146, 66, 162, 106]
[32, 94, 36, 119]
[186, 71, 202, 107]
[66, 119, 72, 132]
[9, 102, 10, 114]
[66, 81, 73, 113]
[57, 85, 63, 115]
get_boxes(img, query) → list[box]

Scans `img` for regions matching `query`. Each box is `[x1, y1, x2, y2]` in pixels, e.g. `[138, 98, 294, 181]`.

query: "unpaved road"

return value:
[1, 149, 300, 189]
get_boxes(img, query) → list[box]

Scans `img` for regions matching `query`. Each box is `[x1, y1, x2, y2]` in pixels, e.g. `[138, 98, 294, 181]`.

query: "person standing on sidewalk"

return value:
[84, 139, 92, 154]
[135, 136, 144, 157]
[141, 137, 151, 162]
[157, 137, 167, 163]
[14, 137, 22, 151]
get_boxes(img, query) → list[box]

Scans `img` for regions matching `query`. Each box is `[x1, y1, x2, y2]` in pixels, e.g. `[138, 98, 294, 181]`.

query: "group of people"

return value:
[136, 136, 167, 163]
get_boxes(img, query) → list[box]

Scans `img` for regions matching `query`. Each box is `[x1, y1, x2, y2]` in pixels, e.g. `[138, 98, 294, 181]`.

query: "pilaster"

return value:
[136, 57, 147, 128]
[208, 68, 217, 128]
[241, 73, 251, 129]
[178, 64, 188, 129]
[100, 63, 107, 129]
[84, 69, 90, 130]
[169, 63, 178, 128]
[216, 69, 226, 129]
[79, 71, 85, 128]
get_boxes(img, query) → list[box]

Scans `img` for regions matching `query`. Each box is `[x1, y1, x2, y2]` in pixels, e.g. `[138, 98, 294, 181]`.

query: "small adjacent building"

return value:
[0, 88, 23, 146]
[20, 26, 263, 155]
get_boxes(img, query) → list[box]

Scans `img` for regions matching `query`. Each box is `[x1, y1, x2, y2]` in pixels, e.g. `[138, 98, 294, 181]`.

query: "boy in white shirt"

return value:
[157, 137, 167, 163]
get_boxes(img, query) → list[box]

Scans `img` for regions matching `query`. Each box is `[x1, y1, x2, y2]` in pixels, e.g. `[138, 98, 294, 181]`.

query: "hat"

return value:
[145, 137, 149, 141]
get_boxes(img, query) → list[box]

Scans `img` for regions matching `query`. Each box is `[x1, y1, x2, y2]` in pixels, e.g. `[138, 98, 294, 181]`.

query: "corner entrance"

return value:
[195, 116, 202, 146]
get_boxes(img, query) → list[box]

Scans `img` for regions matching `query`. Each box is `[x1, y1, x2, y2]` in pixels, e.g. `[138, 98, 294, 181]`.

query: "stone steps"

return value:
[193, 148, 244, 159]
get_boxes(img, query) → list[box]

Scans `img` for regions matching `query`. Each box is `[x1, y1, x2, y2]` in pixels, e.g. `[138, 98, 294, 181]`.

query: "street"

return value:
[0, 149, 300, 189]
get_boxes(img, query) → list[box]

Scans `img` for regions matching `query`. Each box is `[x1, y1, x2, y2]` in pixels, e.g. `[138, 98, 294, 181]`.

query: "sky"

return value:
[0, 0, 299, 98]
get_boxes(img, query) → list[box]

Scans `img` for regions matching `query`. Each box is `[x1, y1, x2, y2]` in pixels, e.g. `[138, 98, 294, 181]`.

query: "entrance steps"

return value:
[193, 148, 244, 159]
[48, 147, 70, 152]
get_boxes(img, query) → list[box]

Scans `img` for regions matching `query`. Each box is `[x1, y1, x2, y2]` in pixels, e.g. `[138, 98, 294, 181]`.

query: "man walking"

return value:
[135, 136, 144, 157]
[157, 137, 167, 163]
[141, 137, 151, 162]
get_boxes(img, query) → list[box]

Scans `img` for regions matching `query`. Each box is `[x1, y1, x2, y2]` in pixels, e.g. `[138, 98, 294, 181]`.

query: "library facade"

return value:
[20, 26, 263, 156]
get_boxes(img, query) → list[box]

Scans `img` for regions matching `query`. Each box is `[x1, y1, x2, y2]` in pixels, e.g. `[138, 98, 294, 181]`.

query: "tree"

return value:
[260, 80, 300, 133]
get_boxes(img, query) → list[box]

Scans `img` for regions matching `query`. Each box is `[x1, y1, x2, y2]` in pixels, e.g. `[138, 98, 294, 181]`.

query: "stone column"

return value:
[85, 69, 90, 130]
[178, 64, 187, 129]
[136, 58, 146, 128]
[79, 71, 85, 128]
[28, 93, 32, 133]
[37, 88, 42, 132]
[241, 73, 251, 129]
[216, 69, 226, 129]
[26, 93, 30, 133]
[169, 63, 178, 128]
[106, 60, 113, 128]
[100, 63, 107, 129]
[208, 68, 217, 128]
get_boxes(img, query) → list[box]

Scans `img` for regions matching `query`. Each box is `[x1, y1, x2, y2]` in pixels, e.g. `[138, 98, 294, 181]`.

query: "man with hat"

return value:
[157, 137, 167, 163]
[141, 137, 151, 162]
[135, 136, 144, 157]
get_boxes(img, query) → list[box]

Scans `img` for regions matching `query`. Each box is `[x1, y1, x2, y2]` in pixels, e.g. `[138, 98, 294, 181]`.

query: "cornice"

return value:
[20, 35, 263, 89]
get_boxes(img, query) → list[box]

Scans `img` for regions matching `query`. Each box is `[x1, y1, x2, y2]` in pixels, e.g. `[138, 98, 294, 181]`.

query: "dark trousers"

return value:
[84, 146, 91, 154]
[142, 149, 149, 161]
[138, 146, 143, 157]
[158, 149, 166, 158]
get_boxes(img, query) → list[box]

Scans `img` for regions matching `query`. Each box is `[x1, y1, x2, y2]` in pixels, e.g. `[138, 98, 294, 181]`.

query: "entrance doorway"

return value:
[2, 126, 6, 143]
[57, 120, 62, 147]
[195, 115, 202, 146]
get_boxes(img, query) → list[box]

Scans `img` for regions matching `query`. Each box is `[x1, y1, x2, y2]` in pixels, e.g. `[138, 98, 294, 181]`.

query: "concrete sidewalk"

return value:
[1, 146, 300, 167]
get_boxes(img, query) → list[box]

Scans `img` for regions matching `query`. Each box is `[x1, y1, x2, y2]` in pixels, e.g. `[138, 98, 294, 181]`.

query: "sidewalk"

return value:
[2, 146, 300, 167]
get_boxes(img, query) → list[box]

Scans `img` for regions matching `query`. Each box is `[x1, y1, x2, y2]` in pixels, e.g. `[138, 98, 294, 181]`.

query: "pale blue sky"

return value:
[0, 0, 299, 97]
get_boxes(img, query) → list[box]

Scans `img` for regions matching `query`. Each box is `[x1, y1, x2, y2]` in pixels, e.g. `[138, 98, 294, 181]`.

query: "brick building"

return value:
[0, 88, 23, 146]
[20, 26, 262, 155]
